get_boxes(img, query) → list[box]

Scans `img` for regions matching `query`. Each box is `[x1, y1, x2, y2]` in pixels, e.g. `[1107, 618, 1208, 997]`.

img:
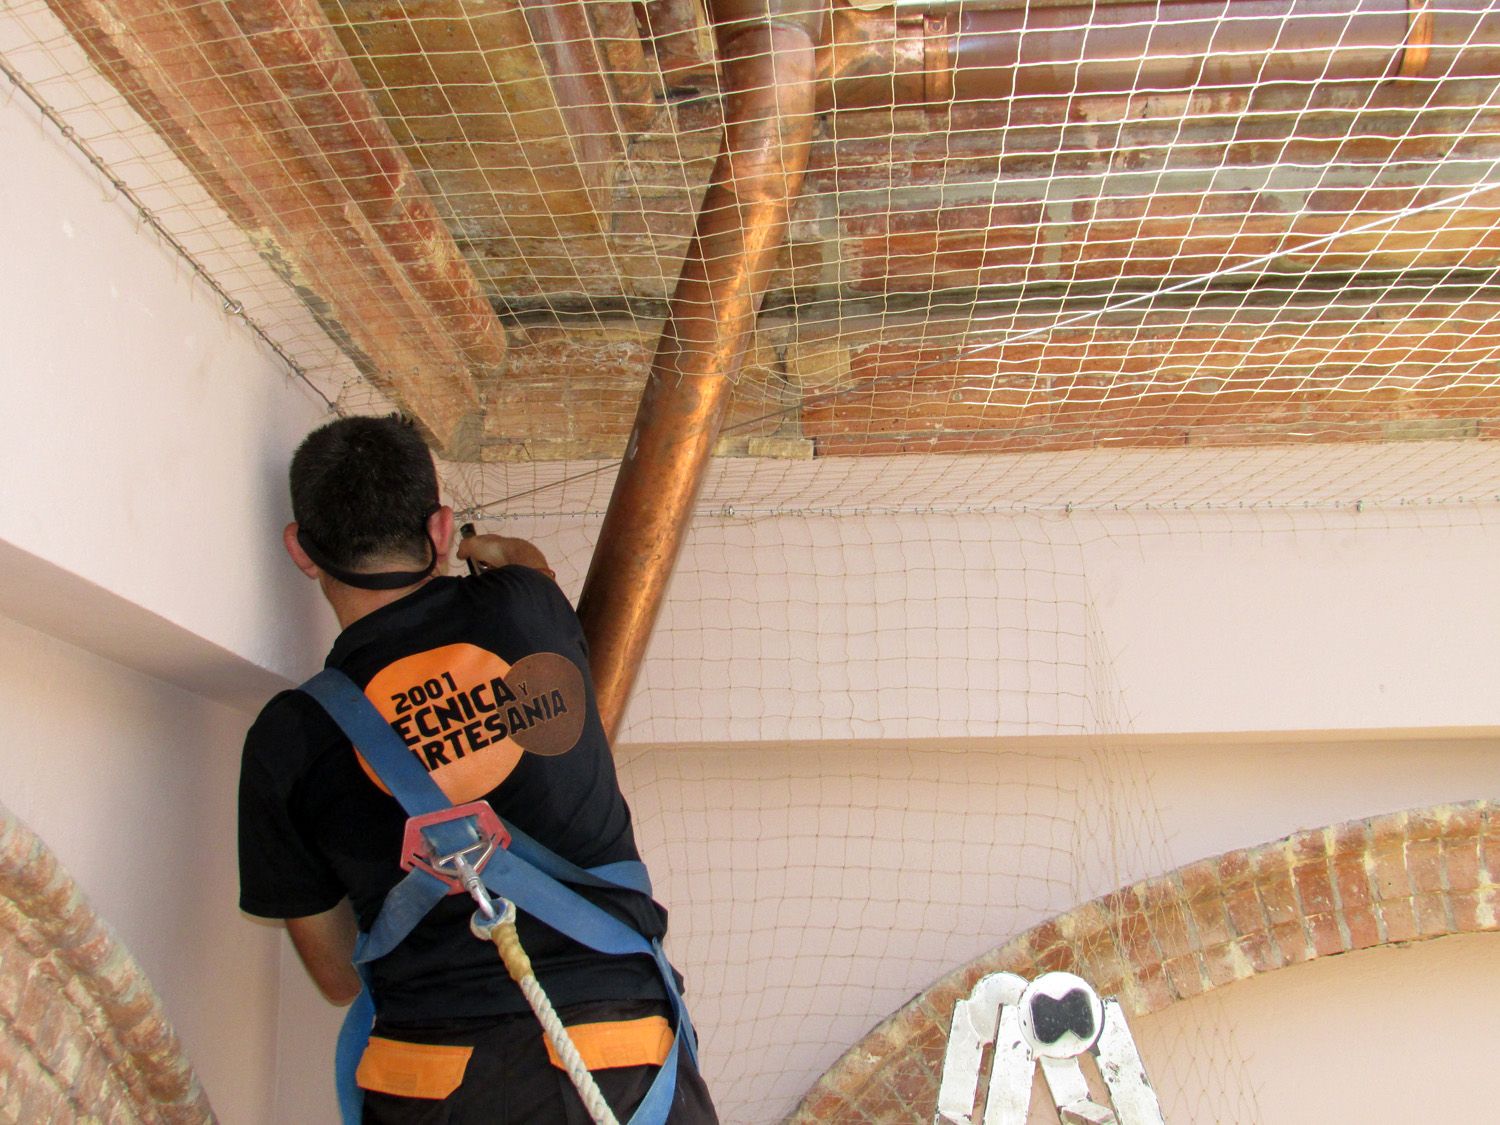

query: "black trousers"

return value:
[361, 1000, 719, 1125]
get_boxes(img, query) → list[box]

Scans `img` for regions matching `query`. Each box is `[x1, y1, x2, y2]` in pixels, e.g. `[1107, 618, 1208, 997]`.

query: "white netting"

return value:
[8, 0, 1500, 1119]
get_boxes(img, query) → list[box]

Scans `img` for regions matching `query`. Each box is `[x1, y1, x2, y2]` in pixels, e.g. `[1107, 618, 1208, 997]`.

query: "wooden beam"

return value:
[49, 0, 505, 453]
[787, 293, 1500, 453]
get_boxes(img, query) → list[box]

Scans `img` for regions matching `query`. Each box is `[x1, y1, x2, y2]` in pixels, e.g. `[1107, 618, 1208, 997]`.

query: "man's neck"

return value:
[323, 574, 434, 630]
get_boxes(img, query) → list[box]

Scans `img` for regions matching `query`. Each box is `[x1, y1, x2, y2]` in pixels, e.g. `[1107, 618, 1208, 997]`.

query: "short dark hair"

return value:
[289, 414, 438, 569]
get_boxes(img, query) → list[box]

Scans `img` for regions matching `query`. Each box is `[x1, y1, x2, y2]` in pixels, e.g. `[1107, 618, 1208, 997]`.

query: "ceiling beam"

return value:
[49, 0, 506, 454]
[475, 284, 1500, 458]
[787, 295, 1500, 453]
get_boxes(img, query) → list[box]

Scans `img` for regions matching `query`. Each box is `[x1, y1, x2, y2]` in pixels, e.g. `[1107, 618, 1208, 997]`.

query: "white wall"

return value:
[0, 85, 338, 697]
[495, 495, 1500, 745]
[1133, 932, 1500, 1124]
[1, 59, 342, 1124]
[443, 462, 1500, 1122]
[614, 733, 1500, 1122]
[0, 612, 281, 1121]
[1080, 507, 1500, 734]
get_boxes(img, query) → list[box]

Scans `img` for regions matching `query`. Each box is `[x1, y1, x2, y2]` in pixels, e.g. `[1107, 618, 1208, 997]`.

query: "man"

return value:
[238, 414, 716, 1124]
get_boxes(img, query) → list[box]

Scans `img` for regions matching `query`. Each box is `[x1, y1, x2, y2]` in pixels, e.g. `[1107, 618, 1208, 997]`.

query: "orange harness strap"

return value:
[355, 1038, 472, 1100]
[544, 1016, 674, 1073]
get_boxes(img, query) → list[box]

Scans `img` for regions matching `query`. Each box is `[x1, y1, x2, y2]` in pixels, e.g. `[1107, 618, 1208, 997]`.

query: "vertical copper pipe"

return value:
[578, 5, 824, 741]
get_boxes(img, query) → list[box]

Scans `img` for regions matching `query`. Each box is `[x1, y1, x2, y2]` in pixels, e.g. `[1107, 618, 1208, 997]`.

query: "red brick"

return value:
[1187, 894, 1234, 948]
[1114, 912, 1159, 968]
[1073, 926, 1126, 989]
[1332, 857, 1373, 911]
[1271, 920, 1313, 965]
[1450, 892, 1486, 933]
[1407, 840, 1445, 894]
[1293, 862, 1337, 916]
[1147, 903, 1196, 960]
[1381, 899, 1420, 943]
[1199, 942, 1245, 988]
[1026, 918, 1066, 959]
[1345, 908, 1383, 950]
[1331, 818, 1372, 857]
[1236, 930, 1284, 974]
[1289, 829, 1329, 864]
[14, 1069, 64, 1125]
[58, 926, 114, 976]
[998, 949, 1037, 981]
[0, 940, 32, 1021]
[1368, 848, 1411, 901]
[1415, 892, 1451, 936]
[1248, 844, 1289, 881]
[1441, 804, 1485, 840]
[1307, 912, 1346, 957]
[1217, 850, 1252, 884]
[1483, 839, 1500, 882]
[67, 1050, 115, 1118]
[956, 963, 993, 995]
[917, 980, 970, 1025]
[1471, 887, 1500, 931]
[1224, 887, 1265, 937]
[1257, 870, 1301, 927]
[1036, 943, 1077, 974]
[1405, 809, 1448, 841]
[886, 1055, 935, 1109]
[848, 1077, 899, 1120]
[1483, 807, 1500, 842]
[1179, 859, 1222, 902]
[100, 982, 158, 1035]
[1156, 954, 1199, 1000]
[1444, 840, 1483, 893]
[16, 968, 60, 1043]
[1367, 811, 1410, 852]
[1131, 964, 1176, 1014]
[795, 1091, 850, 1120]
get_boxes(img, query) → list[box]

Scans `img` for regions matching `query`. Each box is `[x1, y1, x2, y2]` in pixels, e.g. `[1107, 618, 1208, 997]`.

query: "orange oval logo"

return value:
[358, 643, 568, 804]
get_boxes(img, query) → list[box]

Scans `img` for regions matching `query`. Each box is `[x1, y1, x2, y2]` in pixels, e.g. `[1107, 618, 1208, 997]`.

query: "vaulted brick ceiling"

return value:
[49, 0, 1500, 460]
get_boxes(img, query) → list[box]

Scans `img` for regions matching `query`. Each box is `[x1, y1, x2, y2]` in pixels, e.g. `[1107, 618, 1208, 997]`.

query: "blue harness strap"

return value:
[299, 669, 692, 1125]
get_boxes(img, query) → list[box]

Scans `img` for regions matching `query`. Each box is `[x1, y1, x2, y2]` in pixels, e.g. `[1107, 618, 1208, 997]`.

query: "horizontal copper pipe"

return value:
[578, 1, 824, 741]
[822, 0, 1500, 108]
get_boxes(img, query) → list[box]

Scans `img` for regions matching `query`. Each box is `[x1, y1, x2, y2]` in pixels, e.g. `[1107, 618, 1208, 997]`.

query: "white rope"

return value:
[471, 900, 622, 1125]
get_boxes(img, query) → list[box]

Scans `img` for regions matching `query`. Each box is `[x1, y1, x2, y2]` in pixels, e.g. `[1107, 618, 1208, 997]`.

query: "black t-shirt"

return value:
[238, 566, 667, 1023]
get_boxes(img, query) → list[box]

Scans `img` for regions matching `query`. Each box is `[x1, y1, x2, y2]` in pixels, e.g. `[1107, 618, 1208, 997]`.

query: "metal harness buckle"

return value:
[399, 800, 510, 900]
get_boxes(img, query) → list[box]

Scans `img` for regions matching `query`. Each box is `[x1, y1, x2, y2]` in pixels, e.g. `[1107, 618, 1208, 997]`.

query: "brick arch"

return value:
[789, 800, 1499, 1122]
[0, 805, 213, 1122]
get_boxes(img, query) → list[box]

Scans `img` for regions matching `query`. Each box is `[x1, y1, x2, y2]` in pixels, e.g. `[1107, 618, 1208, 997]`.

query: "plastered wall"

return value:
[614, 736, 1500, 1122]
[1, 76, 338, 1123]
[0, 612, 281, 1119]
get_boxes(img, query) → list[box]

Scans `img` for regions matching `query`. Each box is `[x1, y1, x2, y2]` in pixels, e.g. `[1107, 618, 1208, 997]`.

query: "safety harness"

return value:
[300, 668, 696, 1125]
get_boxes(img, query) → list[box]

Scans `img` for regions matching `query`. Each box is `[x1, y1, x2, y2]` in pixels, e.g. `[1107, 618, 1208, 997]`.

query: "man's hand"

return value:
[286, 901, 361, 1006]
[456, 534, 555, 578]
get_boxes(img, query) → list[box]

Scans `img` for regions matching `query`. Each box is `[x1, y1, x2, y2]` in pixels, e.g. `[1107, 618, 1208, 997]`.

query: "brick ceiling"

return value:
[46, 0, 1500, 461]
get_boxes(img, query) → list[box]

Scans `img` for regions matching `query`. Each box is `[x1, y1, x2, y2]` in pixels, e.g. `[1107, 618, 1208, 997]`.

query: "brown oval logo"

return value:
[504, 651, 586, 757]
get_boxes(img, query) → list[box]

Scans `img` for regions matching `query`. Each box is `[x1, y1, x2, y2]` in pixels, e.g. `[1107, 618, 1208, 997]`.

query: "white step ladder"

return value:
[934, 971, 1166, 1125]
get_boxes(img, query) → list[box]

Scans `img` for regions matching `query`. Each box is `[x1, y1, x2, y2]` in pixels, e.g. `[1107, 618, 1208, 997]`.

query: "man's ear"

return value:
[283, 522, 320, 579]
[428, 506, 455, 559]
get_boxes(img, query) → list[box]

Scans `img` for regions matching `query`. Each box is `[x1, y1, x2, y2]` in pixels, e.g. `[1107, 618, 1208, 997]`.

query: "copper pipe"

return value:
[821, 0, 1499, 108]
[1399, 0, 1436, 78]
[578, 0, 825, 740]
